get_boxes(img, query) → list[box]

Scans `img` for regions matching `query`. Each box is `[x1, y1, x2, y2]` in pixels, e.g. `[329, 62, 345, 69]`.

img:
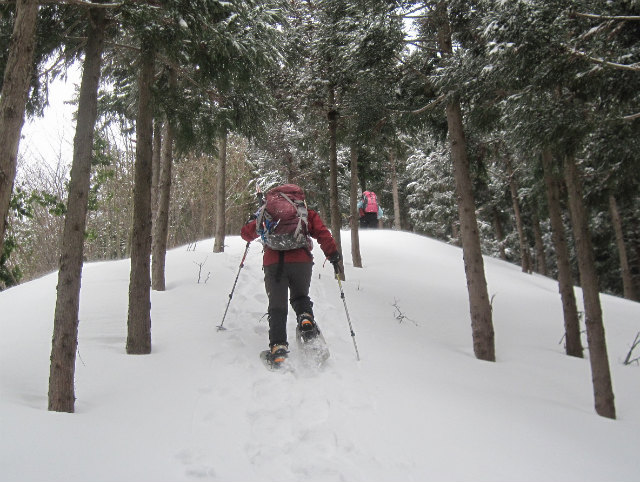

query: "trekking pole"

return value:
[217, 184, 264, 331]
[217, 241, 250, 331]
[334, 264, 360, 361]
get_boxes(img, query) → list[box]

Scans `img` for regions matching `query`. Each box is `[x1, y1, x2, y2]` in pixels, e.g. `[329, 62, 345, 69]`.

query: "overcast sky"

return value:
[18, 64, 81, 175]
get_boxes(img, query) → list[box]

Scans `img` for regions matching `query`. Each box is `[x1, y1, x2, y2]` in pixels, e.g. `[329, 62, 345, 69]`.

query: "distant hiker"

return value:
[358, 190, 383, 228]
[241, 184, 342, 367]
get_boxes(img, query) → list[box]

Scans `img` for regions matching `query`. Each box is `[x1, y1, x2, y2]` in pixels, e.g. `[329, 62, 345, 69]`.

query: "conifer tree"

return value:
[0, 0, 39, 259]
[49, 6, 109, 411]
[213, 132, 227, 253]
[101, 0, 284, 350]
[126, 39, 154, 355]
[426, 0, 496, 361]
[541, 148, 583, 359]
[477, 0, 623, 417]
[151, 100, 175, 290]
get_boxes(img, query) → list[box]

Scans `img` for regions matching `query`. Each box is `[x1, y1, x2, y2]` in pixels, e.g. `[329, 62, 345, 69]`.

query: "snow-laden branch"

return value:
[106, 41, 224, 104]
[411, 94, 446, 115]
[568, 47, 640, 72]
[38, 0, 124, 7]
[394, 5, 426, 19]
[574, 12, 640, 21]
[394, 55, 432, 82]
[403, 38, 441, 53]
[0, 0, 162, 6]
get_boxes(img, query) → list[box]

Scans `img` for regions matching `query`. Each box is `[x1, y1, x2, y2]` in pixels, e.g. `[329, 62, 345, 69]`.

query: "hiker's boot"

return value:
[269, 344, 289, 366]
[298, 313, 318, 342]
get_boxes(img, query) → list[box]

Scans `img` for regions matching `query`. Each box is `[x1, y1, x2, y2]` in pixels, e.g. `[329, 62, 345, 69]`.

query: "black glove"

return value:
[328, 251, 342, 275]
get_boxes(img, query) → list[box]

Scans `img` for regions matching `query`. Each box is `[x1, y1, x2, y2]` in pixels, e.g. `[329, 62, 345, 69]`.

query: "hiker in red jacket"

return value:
[241, 184, 342, 365]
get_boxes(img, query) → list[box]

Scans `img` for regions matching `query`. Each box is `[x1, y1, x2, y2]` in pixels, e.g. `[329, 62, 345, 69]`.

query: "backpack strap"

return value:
[255, 205, 269, 243]
[279, 192, 309, 242]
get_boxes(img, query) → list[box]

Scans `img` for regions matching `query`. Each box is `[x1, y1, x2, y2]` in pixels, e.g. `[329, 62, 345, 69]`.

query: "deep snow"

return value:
[1, 230, 639, 482]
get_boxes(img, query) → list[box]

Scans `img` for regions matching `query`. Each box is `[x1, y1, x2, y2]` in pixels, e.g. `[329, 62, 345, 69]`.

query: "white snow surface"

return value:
[1, 230, 639, 482]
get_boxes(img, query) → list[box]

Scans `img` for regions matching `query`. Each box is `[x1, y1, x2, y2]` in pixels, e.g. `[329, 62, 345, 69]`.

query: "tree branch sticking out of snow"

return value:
[623, 332, 640, 366]
[558, 311, 586, 348]
[194, 257, 209, 284]
[392, 299, 418, 326]
[559, 329, 587, 349]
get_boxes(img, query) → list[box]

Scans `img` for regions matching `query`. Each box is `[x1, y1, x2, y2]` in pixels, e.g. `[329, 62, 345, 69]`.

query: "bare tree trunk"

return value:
[126, 46, 155, 355]
[213, 132, 227, 253]
[447, 100, 495, 362]
[541, 148, 583, 358]
[151, 119, 162, 222]
[506, 157, 531, 273]
[389, 149, 402, 230]
[436, 0, 494, 361]
[48, 9, 106, 412]
[199, 191, 209, 239]
[0, 0, 39, 256]
[358, 161, 367, 194]
[531, 211, 548, 276]
[630, 217, 640, 298]
[285, 150, 298, 185]
[492, 208, 507, 260]
[564, 154, 615, 419]
[349, 142, 362, 268]
[327, 87, 344, 279]
[151, 120, 173, 291]
[151, 70, 177, 290]
[318, 198, 331, 225]
[327, 88, 342, 250]
[311, 169, 328, 223]
[609, 194, 637, 301]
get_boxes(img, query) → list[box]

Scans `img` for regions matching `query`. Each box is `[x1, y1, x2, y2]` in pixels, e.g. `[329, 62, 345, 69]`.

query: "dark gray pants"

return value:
[359, 212, 378, 228]
[264, 262, 314, 347]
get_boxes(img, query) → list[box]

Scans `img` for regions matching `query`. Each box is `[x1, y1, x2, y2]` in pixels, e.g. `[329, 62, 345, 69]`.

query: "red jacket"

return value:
[241, 209, 338, 266]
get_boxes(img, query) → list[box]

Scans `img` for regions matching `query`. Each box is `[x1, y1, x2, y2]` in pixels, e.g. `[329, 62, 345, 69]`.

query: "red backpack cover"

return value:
[256, 184, 310, 250]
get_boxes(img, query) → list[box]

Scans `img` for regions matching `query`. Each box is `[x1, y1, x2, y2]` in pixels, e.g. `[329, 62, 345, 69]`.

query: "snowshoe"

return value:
[260, 344, 289, 371]
[298, 313, 320, 343]
[295, 322, 330, 367]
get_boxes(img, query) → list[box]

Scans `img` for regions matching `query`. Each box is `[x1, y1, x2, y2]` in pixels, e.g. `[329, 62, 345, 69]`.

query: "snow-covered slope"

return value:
[1, 230, 638, 482]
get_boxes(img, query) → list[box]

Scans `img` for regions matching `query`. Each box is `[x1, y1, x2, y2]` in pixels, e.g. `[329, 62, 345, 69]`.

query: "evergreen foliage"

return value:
[4, 0, 638, 301]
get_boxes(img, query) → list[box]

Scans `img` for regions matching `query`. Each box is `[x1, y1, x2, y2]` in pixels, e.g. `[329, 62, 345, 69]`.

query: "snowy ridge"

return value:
[1, 230, 639, 482]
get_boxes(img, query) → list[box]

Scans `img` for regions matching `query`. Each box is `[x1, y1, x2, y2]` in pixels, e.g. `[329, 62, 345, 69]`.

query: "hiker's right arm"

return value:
[308, 210, 338, 257]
